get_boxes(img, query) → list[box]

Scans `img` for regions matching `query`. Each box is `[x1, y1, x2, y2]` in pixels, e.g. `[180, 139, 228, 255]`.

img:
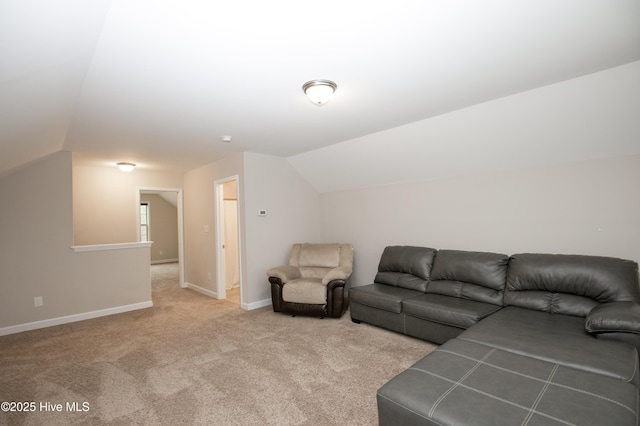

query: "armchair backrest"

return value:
[289, 243, 353, 279]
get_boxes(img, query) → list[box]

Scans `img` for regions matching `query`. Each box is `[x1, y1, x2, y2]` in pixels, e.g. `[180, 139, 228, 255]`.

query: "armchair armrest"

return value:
[322, 266, 352, 285]
[267, 265, 301, 284]
[585, 302, 640, 335]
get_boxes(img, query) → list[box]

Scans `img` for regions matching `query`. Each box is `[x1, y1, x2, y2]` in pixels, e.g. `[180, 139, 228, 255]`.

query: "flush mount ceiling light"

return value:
[117, 162, 136, 172]
[302, 80, 337, 106]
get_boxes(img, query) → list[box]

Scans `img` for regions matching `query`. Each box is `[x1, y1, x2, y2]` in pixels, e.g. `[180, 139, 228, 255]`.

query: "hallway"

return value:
[150, 263, 239, 305]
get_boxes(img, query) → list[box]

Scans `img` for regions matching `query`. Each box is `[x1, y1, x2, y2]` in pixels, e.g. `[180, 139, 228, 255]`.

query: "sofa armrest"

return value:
[267, 265, 301, 284]
[585, 302, 640, 335]
[322, 266, 352, 285]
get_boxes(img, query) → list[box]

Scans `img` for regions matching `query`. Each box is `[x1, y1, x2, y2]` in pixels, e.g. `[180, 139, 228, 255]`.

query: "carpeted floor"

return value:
[0, 263, 435, 425]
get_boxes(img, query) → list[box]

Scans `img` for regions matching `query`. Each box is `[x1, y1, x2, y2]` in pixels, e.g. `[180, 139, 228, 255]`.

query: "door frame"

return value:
[136, 186, 186, 288]
[214, 175, 243, 305]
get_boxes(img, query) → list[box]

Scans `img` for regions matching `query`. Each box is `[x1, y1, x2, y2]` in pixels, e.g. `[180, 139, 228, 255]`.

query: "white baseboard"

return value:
[243, 298, 272, 311]
[185, 282, 218, 298]
[151, 258, 179, 265]
[184, 282, 270, 312]
[0, 301, 153, 337]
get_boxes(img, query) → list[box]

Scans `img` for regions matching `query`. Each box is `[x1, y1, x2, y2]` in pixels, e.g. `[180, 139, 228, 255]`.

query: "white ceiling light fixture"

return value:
[302, 80, 337, 106]
[117, 162, 136, 172]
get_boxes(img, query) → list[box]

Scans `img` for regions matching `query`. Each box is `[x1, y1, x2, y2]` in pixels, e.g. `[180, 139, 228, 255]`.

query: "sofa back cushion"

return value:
[505, 253, 640, 317]
[375, 246, 436, 292]
[428, 250, 509, 306]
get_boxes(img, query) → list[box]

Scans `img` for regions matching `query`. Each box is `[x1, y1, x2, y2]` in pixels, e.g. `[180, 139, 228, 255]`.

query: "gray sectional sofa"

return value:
[349, 246, 640, 426]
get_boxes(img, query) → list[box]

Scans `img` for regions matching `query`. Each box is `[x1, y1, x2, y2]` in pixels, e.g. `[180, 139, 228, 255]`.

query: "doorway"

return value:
[214, 176, 242, 305]
[136, 187, 185, 288]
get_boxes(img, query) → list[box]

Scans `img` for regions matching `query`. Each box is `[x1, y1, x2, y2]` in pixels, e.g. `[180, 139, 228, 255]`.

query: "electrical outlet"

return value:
[208, 272, 212, 281]
[159, 250, 163, 255]
[34, 296, 43, 307]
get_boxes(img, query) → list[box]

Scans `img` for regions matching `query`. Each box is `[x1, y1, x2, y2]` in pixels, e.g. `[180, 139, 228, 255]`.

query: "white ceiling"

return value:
[1, 0, 639, 178]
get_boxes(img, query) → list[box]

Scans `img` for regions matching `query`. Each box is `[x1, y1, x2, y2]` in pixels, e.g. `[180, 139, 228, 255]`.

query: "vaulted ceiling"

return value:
[1, 0, 639, 178]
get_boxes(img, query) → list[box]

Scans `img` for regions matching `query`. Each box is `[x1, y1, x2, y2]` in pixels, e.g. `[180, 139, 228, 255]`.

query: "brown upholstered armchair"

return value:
[267, 243, 353, 318]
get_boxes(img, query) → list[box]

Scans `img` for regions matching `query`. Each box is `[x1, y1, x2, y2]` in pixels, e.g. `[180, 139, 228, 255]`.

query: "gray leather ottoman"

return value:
[378, 338, 639, 426]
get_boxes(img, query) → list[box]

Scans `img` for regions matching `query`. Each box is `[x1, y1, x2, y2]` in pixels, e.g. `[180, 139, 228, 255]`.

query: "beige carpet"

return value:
[0, 263, 435, 425]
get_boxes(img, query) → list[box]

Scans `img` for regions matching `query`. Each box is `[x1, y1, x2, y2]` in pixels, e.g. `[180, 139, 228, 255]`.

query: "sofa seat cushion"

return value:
[282, 278, 326, 304]
[349, 284, 422, 314]
[378, 338, 639, 426]
[458, 306, 640, 385]
[403, 294, 502, 329]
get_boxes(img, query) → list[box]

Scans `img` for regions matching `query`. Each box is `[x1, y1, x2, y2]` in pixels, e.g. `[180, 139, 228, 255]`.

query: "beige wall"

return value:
[182, 152, 322, 308]
[242, 152, 322, 306]
[70, 245, 152, 315]
[320, 155, 640, 287]
[183, 153, 244, 296]
[141, 194, 179, 263]
[0, 152, 152, 333]
[73, 162, 184, 245]
[0, 152, 75, 327]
